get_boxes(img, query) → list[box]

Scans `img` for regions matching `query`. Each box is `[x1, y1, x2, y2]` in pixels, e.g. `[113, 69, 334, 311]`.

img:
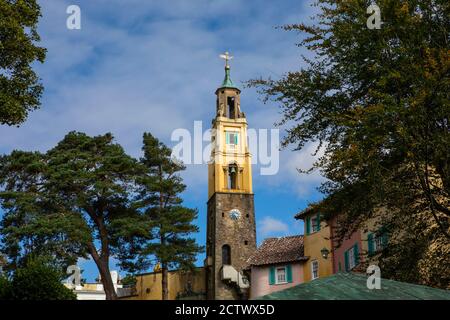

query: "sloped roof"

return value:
[255, 272, 450, 300]
[295, 202, 322, 220]
[246, 235, 307, 267]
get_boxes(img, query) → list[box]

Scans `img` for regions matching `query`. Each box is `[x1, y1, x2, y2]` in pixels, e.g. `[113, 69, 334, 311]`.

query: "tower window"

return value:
[226, 132, 238, 145]
[311, 260, 319, 280]
[222, 245, 231, 265]
[227, 96, 236, 119]
[244, 240, 248, 245]
[228, 164, 238, 189]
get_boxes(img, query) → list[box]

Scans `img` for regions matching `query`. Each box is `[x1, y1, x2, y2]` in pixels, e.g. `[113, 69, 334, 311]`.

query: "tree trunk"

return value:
[99, 258, 118, 300]
[161, 263, 168, 300]
[158, 164, 169, 300]
[87, 243, 117, 300]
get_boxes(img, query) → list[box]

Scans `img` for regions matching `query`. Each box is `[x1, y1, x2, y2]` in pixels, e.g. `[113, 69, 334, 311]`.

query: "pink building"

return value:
[246, 235, 308, 299]
[329, 216, 363, 273]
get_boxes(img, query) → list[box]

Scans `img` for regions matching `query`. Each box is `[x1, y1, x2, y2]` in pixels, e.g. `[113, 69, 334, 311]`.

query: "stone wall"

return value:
[206, 192, 256, 300]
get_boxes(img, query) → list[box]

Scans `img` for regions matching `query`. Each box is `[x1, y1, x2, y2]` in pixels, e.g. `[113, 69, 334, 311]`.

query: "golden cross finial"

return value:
[219, 51, 233, 67]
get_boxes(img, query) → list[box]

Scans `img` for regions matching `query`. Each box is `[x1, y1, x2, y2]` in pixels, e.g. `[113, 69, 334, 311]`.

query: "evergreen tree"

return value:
[137, 133, 203, 300]
[0, 132, 151, 299]
[0, 0, 46, 125]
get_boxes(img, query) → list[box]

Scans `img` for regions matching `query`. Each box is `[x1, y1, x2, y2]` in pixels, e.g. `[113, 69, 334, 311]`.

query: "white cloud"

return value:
[258, 216, 289, 237]
[253, 141, 327, 201]
[0, 0, 321, 280]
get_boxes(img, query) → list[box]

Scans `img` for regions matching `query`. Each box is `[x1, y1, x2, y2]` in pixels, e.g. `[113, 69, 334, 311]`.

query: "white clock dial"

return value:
[229, 209, 241, 221]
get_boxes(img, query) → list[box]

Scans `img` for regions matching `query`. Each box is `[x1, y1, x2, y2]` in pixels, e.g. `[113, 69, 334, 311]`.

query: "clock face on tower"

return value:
[229, 209, 241, 221]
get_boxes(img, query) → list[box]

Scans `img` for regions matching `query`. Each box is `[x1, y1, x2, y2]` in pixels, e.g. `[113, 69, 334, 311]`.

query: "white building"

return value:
[66, 270, 123, 300]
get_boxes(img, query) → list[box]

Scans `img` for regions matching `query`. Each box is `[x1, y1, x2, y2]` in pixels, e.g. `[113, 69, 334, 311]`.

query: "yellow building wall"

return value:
[302, 217, 333, 282]
[122, 268, 206, 300]
[360, 207, 391, 265]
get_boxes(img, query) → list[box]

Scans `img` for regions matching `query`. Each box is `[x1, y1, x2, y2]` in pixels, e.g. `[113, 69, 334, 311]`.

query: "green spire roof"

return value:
[221, 65, 239, 89]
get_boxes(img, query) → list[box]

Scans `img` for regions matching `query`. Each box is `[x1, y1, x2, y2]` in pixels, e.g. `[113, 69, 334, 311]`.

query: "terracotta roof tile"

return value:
[246, 235, 307, 267]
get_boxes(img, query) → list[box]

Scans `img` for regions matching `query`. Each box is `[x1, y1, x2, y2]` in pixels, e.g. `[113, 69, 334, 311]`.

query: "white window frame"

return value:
[226, 131, 238, 145]
[374, 234, 383, 252]
[347, 247, 356, 270]
[368, 228, 388, 255]
[275, 266, 287, 284]
[311, 260, 319, 280]
[310, 216, 319, 233]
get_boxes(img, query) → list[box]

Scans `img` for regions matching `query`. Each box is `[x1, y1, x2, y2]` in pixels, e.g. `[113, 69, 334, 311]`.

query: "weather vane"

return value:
[219, 51, 233, 67]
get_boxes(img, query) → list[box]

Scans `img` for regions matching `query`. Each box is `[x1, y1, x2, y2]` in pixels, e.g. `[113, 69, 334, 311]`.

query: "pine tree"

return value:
[0, 132, 151, 299]
[137, 132, 203, 300]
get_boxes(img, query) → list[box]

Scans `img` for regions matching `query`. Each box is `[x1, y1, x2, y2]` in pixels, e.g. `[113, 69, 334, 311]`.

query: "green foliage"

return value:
[137, 133, 203, 270]
[249, 0, 449, 287]
[120, 274, 137, 286]
[0, 0, 46, 125]
[0, 256, 76, 300]
[126, 133, 203, 299]
[0, 132, 151, 299]
[0, 131, 203, 298]
[0, 274, 11, 298]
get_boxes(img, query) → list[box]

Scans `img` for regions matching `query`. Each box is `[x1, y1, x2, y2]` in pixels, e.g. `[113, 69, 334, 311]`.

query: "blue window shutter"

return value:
[234, 134, 238, 145]
[306, 218, 311, 235]
[286, 265, 293, 283]
[269, 267, 275, 285]
[344, 251, 349, 272]
[368, 233, 374, 255]
[354, 243, 359, 265]
[316, 213, 321, 231]
[226, 132, 229, 144]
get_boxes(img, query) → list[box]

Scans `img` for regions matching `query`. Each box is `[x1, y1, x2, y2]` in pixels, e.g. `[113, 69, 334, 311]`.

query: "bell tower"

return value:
[205, 52, 256, 300]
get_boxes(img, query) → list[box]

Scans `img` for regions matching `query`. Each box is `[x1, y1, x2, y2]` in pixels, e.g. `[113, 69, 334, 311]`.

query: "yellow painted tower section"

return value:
[207, 87, 253, 200]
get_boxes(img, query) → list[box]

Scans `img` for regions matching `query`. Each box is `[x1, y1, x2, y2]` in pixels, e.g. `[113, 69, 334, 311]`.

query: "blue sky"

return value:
[0, 0, 325, 282]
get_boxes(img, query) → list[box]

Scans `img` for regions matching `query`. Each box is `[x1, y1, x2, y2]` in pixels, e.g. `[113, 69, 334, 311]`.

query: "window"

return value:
[311, 260, 319, 280]
[347, 247, 356, 270]
[222, 245, 231, 265]
[344, 243, 359, 271]
[311, 216, 319, 232]
[226, 132, 238, 145]
[374, 235, 384, 252]
[276, 267, 286, 284]
[269, 265, 293, 285]
[368, 227, 389, 255]
[306, 213, 321, 234]
[227, 96, 236, 119]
